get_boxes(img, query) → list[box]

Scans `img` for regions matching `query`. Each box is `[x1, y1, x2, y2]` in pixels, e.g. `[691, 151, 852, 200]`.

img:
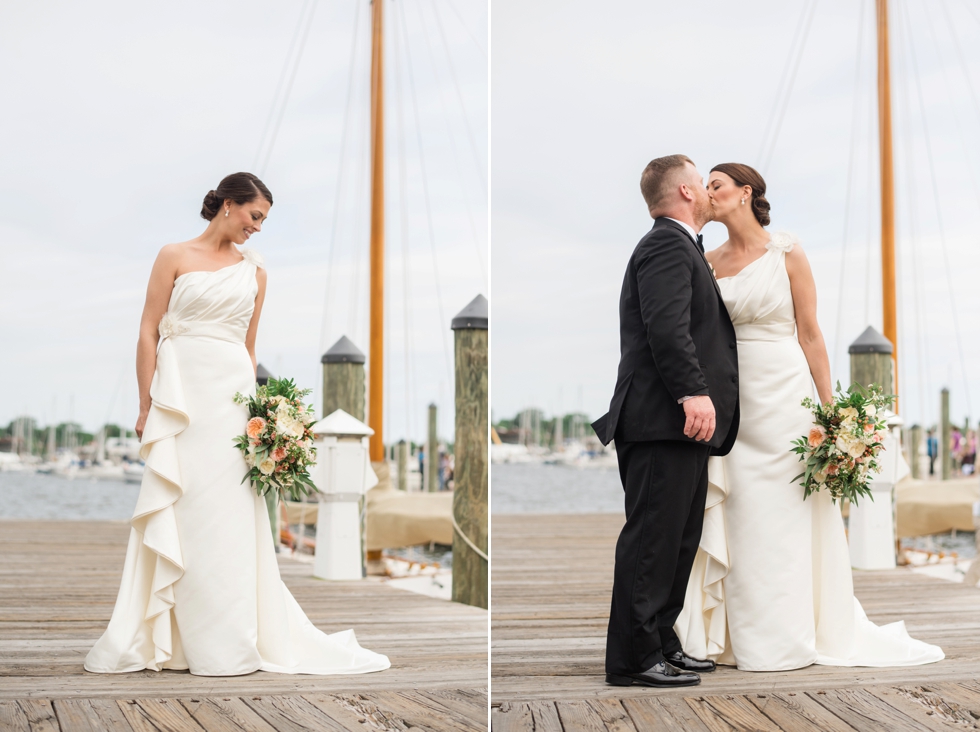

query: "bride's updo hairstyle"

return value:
[200, 172, 274, 221]
[710, 163, 771, 227]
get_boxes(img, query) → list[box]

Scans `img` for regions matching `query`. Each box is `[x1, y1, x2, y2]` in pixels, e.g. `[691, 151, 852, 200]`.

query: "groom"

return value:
[592, 155, 740, 688]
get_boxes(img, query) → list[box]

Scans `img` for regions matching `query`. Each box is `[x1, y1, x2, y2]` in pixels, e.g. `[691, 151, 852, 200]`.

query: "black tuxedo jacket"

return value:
[593, 218, 740, 454]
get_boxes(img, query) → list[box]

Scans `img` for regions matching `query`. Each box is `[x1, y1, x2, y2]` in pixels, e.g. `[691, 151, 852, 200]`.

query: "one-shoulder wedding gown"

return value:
[85, 249, 390, 676]
[674, 232, 943, 671]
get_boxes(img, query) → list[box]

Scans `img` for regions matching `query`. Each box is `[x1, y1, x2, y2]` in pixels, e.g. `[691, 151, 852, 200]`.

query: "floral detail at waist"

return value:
[158, 313, 189, 339]
[240, 247, 264, 268]
[766, 230, 799, 253]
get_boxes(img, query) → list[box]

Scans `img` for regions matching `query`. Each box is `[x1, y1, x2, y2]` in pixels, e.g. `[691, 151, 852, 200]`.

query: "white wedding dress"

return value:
[674, 232, 943, 671]
[85, 249, 390, 676]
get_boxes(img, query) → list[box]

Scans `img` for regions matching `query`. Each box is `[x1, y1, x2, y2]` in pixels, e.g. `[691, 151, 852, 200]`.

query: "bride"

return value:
[85, 172, 390, 677]
[674, 162, 943, 671]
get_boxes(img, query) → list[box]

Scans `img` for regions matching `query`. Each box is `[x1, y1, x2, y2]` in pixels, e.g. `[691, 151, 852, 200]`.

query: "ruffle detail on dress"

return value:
[240, 248, 264, 268]
[675, 456, 734, 664]
[766, 231, 799, 253]
[130, 337, 188, 671]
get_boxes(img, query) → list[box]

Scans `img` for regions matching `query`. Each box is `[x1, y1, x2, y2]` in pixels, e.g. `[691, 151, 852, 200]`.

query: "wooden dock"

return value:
[0, 520, 488, 731]
[492, 513, 980, 731]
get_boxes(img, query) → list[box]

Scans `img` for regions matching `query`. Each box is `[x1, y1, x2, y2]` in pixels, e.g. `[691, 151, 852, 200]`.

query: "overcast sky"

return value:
[0, 0, 487, 444]
[492, 0, 980, 429]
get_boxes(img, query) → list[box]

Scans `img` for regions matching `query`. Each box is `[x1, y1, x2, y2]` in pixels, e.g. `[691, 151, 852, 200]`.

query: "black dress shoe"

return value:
[666, 650, 716, 673]
[605, 661, 700, 688]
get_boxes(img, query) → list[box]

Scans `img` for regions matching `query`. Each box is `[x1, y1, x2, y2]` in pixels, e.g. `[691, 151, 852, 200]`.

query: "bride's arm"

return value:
[244, 268, 268, 377]
[786, 245, 833, 404]
[135, 246, 179, 439]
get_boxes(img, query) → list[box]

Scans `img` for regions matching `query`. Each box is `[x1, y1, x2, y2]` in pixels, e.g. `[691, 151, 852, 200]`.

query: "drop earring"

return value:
[741, 198, 746, 205]
[225, 208, 229, 217]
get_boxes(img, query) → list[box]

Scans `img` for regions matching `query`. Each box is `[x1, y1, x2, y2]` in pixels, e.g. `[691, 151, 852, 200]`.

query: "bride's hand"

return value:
[135, 408, 149, 441]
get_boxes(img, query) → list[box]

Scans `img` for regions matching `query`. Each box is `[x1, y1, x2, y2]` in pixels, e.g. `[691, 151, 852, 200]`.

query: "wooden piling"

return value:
[848, 326, 894, 397]
[450, 295, 488, 610]
[426, 403, 438, 492]
[397, 439, 408, 492]
[320, 336, 366, 421]
[908, 424, 921, 480]
[942, 388, 951, 480]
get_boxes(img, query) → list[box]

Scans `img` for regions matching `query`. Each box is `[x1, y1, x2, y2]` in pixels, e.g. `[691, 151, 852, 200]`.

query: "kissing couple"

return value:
[592, 155, 944, 688]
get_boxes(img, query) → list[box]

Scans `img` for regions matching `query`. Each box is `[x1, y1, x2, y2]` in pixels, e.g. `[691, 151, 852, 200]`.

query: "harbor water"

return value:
[492, 462, 622, 514]
[0, 471, 139, 520]
[492, 462, 976, 558]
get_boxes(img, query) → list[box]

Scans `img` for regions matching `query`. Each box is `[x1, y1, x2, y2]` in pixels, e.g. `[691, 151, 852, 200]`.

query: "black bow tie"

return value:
[696, 234, 704, 253]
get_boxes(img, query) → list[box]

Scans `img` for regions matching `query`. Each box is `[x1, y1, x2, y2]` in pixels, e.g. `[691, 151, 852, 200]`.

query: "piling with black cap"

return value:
[321, 336, 366, 422]
[849, 326, 894, 398]
[450, 294, 488, 609]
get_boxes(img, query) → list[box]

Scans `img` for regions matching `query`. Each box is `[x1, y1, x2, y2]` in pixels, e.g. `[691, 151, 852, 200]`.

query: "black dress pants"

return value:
[605, 439, 711, 676]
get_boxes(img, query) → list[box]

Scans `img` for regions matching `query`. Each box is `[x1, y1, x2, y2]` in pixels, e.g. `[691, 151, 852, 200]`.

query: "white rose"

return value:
[865, 405, 877, 418]
[846, 439, 866, 459]
[244, 452, 255, 468]
[835, 436, 850, 454]
[258, 458, 276, 475]
[840, 406, 859, 420]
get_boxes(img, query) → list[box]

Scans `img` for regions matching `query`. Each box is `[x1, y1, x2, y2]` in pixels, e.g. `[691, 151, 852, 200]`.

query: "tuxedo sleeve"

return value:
[635, 237, 709, 401]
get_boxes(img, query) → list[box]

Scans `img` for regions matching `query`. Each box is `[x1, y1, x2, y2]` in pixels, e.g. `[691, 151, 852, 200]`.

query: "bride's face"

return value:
[707, 172, 749, 221]
[222, 198, 271, 245]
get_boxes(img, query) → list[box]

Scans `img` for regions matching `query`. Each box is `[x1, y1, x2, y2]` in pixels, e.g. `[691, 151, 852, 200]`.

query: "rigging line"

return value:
[439, 0, 486, 58]
[832, 0, 868, 379]
[942, 2, 980, 137]
[393, 1, 417, 440]
[756, 0, 813, 164]
[936, 3, 980, 199]
[895, 15, 931, 424]
[761, 0, 819, 174]
[863, 64, 876, 330]
[320, 1, 364, 351]
[428, 0, 488, 196]
[957, 0, 980, 29]
[901, 0, 975, 417]
[253, 0, 313, 172]
[415, 0, 488, 281]
[259, 0, 321, 178]
[349, 118, 370, 340]
[397, 0, 454, 386]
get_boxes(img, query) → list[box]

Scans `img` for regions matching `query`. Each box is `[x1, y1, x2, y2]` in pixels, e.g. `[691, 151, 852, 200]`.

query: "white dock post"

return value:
[309, 409, 378, 580]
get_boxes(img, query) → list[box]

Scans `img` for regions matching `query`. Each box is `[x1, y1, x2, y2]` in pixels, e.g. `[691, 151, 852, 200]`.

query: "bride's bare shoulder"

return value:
[704, 240, 730, 263]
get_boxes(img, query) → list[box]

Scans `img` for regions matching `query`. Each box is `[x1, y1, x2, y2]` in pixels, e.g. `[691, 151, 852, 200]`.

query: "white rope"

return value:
[451, 512, 488, 563]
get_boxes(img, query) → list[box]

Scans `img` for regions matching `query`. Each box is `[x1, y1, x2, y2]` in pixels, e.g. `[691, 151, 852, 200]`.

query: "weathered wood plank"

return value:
[554, 700, 608, 732]
[806, 688, 931, 732]
[360, 691, 483, 732]
[243, 695, 352, 732]
[53, 699, 134, 732]
[684, 694, 781, 732]
[301, 693, 404, 731]
[179, 697, 280, 732]
[745, 692, 857, 732]
[16, 699, 59, 732]
[620, 697, 711, 732]
[0, 701, 30, 732]
[491, 702, 562, 732]
[866, 686, 980, 730]
[586, 699, 636, 732]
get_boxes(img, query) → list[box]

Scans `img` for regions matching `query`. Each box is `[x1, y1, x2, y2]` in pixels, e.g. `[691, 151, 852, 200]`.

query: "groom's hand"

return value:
[683, 396, 716, 442]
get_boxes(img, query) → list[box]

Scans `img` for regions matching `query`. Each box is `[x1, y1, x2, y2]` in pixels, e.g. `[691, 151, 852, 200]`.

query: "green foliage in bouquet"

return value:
[790, 381, 895, 506]
[232, 377, 319, 503]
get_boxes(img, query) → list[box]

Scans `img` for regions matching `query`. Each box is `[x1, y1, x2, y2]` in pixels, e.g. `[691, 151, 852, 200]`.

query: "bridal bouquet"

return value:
[790, 382, 895, 506]
[232, 377, 319, 502]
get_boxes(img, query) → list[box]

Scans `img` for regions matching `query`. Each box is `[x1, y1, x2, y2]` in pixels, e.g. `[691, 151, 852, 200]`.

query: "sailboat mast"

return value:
[368, 0, 385, 460]
[876, 0, 898, 407]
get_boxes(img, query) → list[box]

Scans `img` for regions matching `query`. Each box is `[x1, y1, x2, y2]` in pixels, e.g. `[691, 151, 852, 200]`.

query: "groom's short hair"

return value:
[640, 155, 695, 214]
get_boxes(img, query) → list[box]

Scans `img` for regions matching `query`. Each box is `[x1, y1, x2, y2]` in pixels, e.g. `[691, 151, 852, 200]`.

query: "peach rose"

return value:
[808, 425, 827, 448]
[272, 446, 287, 462]
[246, 417, 267, 439]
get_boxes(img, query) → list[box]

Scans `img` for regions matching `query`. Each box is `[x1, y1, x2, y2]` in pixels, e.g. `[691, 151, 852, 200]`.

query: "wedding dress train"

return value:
[85, 249, 390, 676]
[674, 232, 943, 671]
